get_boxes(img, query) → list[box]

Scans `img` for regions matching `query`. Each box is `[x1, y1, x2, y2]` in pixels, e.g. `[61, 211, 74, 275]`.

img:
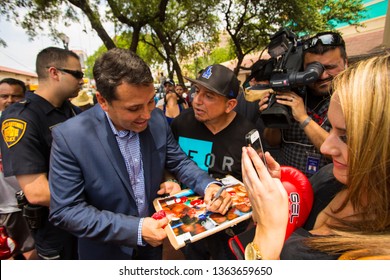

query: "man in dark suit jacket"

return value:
[48, 48, 231, 260]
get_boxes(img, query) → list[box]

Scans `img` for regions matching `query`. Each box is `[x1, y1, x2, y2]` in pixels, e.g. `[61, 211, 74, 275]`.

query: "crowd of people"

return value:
[1, 30, 389, 260]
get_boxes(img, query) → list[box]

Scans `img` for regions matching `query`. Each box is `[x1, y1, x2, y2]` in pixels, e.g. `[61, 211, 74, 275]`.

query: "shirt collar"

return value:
[26, 91, 76, 117]
[104, 112, 136, 138]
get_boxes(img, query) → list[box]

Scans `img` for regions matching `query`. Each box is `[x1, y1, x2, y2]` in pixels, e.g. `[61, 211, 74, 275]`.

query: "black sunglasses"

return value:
[47, 67, 84, 79]
[303, 32, 345, 51]
[57, 68, 84, 79]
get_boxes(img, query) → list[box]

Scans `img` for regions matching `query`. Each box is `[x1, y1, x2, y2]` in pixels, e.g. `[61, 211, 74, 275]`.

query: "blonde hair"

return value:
[309, 231, 390, 259]
[332, 53, 390, 231]
[307, 54, 390, 258]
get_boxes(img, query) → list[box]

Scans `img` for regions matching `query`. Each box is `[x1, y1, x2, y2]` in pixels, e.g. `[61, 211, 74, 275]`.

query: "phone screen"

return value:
[245, 129, 268, 169]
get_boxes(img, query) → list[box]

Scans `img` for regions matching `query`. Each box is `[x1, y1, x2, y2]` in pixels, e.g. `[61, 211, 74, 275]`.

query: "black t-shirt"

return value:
[281, 227, 339, 260]
[304, 163, 345, 230]
[171, 108, 256, 181]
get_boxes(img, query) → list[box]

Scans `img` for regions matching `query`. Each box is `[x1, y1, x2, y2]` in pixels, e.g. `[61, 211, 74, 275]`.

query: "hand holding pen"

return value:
[204, 183, 232, 215]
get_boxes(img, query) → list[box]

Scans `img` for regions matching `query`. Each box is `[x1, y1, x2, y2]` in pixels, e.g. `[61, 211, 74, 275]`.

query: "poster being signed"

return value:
[153, 176, 252, 250]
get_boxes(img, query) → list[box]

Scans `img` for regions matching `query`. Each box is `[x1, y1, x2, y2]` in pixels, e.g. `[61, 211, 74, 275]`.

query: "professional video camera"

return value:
[256, 28, 324, 129]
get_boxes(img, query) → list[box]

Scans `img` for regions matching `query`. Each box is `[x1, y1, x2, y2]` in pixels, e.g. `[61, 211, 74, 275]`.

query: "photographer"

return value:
[260, 32, 347, 177]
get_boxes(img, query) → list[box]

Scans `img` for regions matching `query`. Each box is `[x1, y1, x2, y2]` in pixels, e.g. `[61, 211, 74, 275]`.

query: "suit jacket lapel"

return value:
[93, 106, 136, 200]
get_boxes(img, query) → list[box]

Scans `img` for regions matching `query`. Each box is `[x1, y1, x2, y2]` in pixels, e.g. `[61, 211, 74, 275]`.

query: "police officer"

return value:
[0, 78, 36, 260]
[0, 47, 84, 259]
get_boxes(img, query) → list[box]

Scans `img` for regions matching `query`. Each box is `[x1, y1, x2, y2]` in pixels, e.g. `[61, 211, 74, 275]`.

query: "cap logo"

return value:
[1, 119, 27, 148]
[201, 66, 213, 79]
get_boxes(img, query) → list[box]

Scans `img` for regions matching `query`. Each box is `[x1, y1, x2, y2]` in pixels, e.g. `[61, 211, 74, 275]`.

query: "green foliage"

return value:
[84, 31, 165, 78]
[268, 0, 366, 35]
[115, 32, 164, 66]
[1, 0, 367, 76]
[84, 45, 107, 78]
[211, 46, 236, 64]
[186, 45, 235, 76]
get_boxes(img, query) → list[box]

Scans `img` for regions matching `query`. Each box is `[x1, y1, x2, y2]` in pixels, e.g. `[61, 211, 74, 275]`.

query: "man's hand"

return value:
[274, 92, 308, 123]
[204, 183, 232, 215]
[157, 180, 181, 196]
[141, 217, 168, 247]
[258, 92, 272, 112]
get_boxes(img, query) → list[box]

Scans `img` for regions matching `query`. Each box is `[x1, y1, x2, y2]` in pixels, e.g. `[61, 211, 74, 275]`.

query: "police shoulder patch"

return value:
[1, 119, 27, 148]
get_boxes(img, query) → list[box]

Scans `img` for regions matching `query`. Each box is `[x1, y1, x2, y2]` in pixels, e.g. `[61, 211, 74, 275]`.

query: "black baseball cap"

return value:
[164, 79, 175, 86]
[184, 64, 240, 99]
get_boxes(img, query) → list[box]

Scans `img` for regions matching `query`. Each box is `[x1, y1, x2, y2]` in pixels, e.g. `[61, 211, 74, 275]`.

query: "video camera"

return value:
[256, 28, 324, 129]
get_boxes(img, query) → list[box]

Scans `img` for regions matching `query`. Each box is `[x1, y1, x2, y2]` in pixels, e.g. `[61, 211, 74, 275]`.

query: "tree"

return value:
[146, 0, 220, 84]
[219, 0, 366, 75]
[83, 31, 165, 80]
[1, 0, 366, 79]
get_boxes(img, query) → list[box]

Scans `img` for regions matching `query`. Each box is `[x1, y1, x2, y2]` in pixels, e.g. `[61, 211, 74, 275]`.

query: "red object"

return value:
[190, 199, 204, 206]
[152, 210, 166, 220]
[228, 191, 236, 196]
[0, 226, 16, 260]
[228, 166, 314, 260]
[152, 210, 167, 229]
[174, 197, 188, 203]
[280, 166, 314, 240]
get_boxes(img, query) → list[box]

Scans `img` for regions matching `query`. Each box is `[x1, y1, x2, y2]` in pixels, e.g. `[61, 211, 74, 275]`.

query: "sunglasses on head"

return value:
[303, 32, 345, 51]
[47, 67, 84, 79]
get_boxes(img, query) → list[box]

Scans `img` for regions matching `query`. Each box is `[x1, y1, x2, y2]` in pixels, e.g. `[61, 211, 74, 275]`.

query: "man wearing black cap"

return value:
[156, 79, 176, 108]
[164, 79, 175, 92]
[171, 64, 256, 260]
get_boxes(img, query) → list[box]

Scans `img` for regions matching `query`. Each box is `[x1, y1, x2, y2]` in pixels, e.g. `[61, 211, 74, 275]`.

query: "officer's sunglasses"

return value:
[57, 68, 84, 79]
[47, 67, 84, 79]
[303, 32, 345, 51]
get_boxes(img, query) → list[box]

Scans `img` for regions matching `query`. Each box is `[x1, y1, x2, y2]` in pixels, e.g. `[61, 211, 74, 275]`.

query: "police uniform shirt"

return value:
[0, 91, 81, 177]
[0, 92, 81, 258]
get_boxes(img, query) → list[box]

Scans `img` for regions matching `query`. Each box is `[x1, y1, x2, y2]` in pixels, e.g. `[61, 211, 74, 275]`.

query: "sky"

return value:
[0, 16, 106, 74]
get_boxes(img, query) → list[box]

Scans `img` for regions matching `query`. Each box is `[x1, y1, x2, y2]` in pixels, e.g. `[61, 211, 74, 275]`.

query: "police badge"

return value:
[1, 118, 27, 148]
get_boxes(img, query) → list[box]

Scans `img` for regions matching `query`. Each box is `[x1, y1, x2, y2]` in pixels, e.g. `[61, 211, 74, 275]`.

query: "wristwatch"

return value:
[245, 242, 263, 260]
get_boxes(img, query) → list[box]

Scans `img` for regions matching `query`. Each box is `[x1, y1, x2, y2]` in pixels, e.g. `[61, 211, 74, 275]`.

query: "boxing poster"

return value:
[153, 176, 252, 250]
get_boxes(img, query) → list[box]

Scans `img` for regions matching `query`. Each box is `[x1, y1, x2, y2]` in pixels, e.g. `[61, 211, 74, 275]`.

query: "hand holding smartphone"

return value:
[245, 129, 268, 170]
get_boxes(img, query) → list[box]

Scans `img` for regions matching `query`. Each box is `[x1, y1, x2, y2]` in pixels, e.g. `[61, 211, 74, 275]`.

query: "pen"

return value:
[209, 185, 228, 206]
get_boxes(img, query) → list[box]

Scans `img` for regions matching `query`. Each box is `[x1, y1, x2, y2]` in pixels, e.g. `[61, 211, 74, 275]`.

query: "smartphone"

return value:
[245, 129, 268, 169]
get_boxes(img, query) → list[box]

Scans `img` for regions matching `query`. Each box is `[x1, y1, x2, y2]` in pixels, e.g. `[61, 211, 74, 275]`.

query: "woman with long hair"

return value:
[242, 53, 390, 260]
